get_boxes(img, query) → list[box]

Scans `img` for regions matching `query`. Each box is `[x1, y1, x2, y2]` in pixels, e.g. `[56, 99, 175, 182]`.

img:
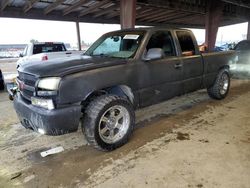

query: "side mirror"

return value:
[19, 53, 24, 57]
[144, 48, 164, 61]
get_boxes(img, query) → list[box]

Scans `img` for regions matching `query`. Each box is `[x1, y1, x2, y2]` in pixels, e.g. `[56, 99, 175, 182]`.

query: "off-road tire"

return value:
[0, 81, 4, 91]
[82, 95, 135, 151]
[207, 69, 230, 100]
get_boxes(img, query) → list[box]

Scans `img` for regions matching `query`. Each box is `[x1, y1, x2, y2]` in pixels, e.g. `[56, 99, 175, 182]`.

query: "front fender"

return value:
[57, 64, 137, 105]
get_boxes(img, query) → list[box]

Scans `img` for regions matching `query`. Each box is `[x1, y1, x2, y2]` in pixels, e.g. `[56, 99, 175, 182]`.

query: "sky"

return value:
[191, 22, 249, 45]
[0, 18, 248, 47]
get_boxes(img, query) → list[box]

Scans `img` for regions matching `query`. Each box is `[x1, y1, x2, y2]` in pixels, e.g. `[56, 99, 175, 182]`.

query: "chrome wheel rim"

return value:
[98, 105, 130, 144]
[219, 73, 229, 95]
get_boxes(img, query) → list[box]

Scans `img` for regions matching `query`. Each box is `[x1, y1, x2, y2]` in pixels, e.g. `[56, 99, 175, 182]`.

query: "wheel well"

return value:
[220, 65, 230, 72]
[82, 85, 135, 109]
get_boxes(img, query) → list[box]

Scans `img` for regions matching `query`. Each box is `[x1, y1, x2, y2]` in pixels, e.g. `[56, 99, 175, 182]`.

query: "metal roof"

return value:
[0, 0, 249, 28]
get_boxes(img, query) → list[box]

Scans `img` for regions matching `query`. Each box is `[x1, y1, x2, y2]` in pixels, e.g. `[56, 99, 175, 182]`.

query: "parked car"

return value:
[17, 42, 83, 68]
[230, 40, 250, 78]
[0, 69, 4, 90]
[10, 27, 235, 151]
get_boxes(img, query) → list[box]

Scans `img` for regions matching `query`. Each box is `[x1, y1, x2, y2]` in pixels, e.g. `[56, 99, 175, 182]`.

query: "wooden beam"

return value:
[164, 13, 198, 23]
[137, 0, 206, 14]
[105, 8, 120, 19]
[138, 10, 174, 21]
[171, 10, 203, 22]
[23, 0, 40, 13]
[221, 0, 250, 9]
[79, 0, 110, 17]
[44, 0, 65, 15]
[106, 5, 140, 19]
[93, 4, 118, 18]
[1, 0, 11, 11]
[136, 8, 153, 18]
[146, 11, 184, 22]
[179, 15, 204, 23]
[156, 13, 188, 23]
[63, 0, 89, 16]
[136, 9, 159, 19]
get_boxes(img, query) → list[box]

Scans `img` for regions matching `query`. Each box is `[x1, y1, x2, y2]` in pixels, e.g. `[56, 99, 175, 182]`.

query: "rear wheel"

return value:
[207, 69, 230, 100]
[0, 80, 4, 90]
[82, 95, 135, 151]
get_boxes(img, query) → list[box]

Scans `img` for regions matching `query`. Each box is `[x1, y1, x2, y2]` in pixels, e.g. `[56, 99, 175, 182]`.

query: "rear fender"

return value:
[220, 65, 230, 72]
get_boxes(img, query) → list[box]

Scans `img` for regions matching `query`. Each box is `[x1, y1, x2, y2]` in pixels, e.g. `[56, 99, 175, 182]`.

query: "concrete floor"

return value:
[0, 61, 250, 188]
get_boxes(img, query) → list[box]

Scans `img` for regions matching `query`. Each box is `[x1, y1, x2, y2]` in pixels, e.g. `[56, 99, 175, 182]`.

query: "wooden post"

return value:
[120, 0, 136, 29]
[76, 21, 82, 51]
[205, 0, 224, 51]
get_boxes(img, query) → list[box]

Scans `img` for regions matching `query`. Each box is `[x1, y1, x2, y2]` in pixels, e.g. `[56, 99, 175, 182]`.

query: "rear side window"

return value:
[176, 31, 195, 56]
[146, 31, 176, 56]
[33, 43, 66, 54]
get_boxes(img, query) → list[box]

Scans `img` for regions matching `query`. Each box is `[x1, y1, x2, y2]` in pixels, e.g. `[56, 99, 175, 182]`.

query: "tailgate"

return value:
[45, 51, 83, 60]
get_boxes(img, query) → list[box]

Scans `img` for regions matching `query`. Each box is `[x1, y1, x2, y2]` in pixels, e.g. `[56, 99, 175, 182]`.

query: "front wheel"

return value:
[82, 95, 135, 151]
[207, 69, 230, 100]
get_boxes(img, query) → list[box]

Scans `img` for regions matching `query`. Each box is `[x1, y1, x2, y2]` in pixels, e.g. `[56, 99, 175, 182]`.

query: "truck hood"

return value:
[18, 55, 127, 77]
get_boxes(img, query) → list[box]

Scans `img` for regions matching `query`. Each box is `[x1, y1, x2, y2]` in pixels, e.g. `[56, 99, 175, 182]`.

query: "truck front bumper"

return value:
[14, 93, 82, 135]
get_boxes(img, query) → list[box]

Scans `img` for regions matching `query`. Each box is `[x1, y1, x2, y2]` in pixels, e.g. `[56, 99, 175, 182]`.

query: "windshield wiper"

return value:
[91, 54, 125, 59]
[91, 53, 110, 57]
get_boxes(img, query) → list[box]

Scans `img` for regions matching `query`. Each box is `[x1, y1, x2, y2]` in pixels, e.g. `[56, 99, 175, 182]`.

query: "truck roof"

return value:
[107, 26, 192, 34]
[30, 42, 65, 45]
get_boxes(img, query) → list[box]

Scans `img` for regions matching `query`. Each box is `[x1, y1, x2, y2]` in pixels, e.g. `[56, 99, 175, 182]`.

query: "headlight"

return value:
[38, 77, 61, 90]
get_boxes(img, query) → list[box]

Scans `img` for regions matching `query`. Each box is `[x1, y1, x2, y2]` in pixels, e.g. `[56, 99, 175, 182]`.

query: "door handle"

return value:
[174, 63, 182, 69]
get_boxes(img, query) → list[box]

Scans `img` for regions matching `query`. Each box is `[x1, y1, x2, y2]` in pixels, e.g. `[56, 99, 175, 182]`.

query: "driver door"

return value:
[138, 30, 183, 107]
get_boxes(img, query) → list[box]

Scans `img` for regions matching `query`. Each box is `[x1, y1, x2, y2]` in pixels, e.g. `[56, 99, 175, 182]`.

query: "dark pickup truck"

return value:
[12, 27, 234, 151]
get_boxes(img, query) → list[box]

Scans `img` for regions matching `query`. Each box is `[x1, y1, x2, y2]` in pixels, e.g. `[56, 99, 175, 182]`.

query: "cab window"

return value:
[176, 31, 196, 56]
[146, 31, 176, 57]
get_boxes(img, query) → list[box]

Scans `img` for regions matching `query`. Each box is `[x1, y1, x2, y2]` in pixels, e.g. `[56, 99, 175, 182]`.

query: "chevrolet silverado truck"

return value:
[17, 42, 83, 68]
[11, 27, 235, 151]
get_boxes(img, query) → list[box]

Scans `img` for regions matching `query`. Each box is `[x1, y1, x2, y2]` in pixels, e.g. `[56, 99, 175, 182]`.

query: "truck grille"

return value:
[17, 72, 37, 101]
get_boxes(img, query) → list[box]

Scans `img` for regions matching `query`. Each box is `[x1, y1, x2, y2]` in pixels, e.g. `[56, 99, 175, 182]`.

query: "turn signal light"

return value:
[42, 55, 48, 61]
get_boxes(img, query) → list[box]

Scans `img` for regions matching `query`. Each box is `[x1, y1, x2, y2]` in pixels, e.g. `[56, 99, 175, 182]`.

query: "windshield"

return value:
[85, 31, 145, 58]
